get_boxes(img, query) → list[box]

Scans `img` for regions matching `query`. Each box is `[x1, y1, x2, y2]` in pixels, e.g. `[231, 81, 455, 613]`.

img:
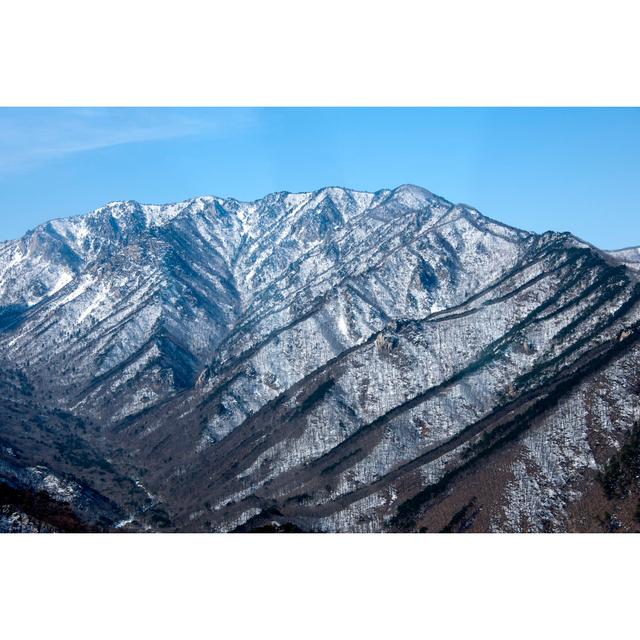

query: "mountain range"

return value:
[1, 184, 639, 532]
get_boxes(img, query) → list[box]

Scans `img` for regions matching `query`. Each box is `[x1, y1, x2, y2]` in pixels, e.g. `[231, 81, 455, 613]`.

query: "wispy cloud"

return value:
[0, 107, 258, 174]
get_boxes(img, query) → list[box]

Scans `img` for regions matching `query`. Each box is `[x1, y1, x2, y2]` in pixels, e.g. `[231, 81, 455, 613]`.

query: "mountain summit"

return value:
[1, 186, 639, 532]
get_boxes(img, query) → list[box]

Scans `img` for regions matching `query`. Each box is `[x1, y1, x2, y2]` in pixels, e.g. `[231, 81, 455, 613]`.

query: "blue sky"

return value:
[0, 107, 638, 248]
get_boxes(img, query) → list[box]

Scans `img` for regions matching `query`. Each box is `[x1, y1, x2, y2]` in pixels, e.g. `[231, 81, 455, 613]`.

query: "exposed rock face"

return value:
[1, 185, 639, 532]
[375, 331, 398, 353]
[618, 328, 633, 342]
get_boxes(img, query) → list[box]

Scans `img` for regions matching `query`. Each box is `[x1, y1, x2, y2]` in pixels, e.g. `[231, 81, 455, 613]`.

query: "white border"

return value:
[2, 0, 639, 106]
[2, 534, 639, 639]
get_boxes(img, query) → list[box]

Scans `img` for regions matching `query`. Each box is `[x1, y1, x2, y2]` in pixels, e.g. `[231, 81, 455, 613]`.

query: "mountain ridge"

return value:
[1, 184, 639, 532]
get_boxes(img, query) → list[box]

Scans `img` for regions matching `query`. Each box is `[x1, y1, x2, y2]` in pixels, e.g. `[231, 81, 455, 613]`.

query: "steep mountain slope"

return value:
[1, 185, 638, 532]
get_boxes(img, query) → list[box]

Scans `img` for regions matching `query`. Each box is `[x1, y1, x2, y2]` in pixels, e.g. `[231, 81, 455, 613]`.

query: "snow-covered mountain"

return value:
[1, 185, 639, 532]
[609, 246, 640, 273]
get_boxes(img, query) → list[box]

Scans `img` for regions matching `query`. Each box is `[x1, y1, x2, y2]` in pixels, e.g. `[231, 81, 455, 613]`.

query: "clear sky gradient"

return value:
[0, 107, 638, 249]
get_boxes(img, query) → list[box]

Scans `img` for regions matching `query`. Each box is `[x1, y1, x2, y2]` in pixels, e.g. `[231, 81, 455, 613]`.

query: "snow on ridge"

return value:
[78, 283, 110, 323]
[59, 275, 93, 306]
[49, 270, 74, 296]
[610, 246, 640, 259]
[24, 186, 450, 246]
[0, 244, 27, 279]
[142, 202, 189, 227]
[610, 246, 640, 273]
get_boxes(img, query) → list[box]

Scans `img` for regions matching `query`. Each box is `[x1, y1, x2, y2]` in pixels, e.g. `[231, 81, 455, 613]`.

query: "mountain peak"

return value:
[392, 183, 434, 197]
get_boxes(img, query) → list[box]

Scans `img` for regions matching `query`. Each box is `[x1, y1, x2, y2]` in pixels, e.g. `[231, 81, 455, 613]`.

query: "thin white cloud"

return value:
[0, 108, 258, 174]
